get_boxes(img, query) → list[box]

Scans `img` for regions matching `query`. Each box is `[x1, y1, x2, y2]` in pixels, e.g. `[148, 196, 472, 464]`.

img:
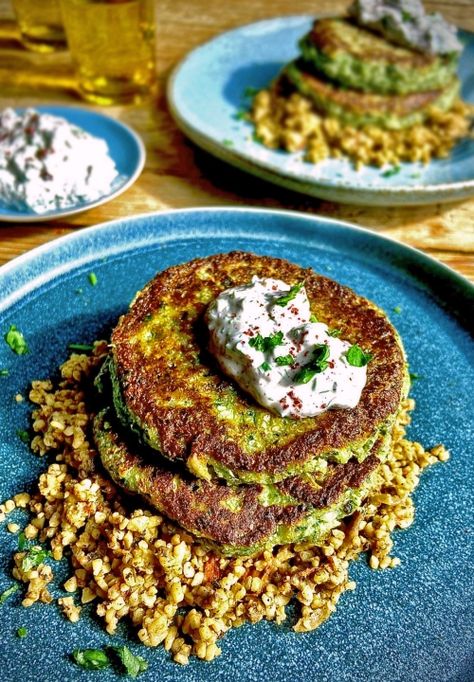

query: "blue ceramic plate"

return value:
[168, 17, 474, 206]
[0, 208, 473, 682]
[0, 105, 145, 223]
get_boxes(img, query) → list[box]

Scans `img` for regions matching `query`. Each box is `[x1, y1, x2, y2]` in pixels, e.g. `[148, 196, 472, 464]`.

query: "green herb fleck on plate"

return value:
[17, 626, 28, 638]
[381, 166, 401, 178]
[113, 646, 148, 678]
[4, 325, 28, 355]
[233, 110, 247, 121]
[222, 139, 234, 147]
[68, 343, 94, 353]
[393, 305, 402, 314]
[260, 361, 271, 372]
[88, 272, 98, 286]
[17, 429, 30, 444]
[327, 328, 341, 337]
[18, 532, 28, 551]
[309, 313, 318, 323]
[0, 368, 9, 377]
[0, 583, 19, 605]
[72, 649, 111, 671]
[409, 372, 422, 382]
[243, 86, 259, 98]
[345, 344, 372, 367]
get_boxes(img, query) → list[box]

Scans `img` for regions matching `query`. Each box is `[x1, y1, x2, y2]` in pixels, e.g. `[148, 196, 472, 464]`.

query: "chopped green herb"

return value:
[294, 344, 330, 384]
[21, 546, 52, 573]
[233, 110, 247, 121]
[17, 429, 29, 444]
[0, 369, 9, 377]
[244, 86, 259, 98]
[275, 355, 294, 366]
[345, 344, 372, 367]
[88, 272, 98, 286]
[72, 649, 111, 671]
[274, 282, 304, 307]
[252, 131, 262, 143]
[393, 306, 402, 314]
[17, 626, 27, 638]
[249, 331, 284, 353]
[113, 646, 148, 678]
[381, 165, 401, 178]
[222, 138, 234, 147]
[327, 329, 341, 337]
[18, 532, 28, 551]
[409, 372, 422, 382]
[309, 313, 318, 323]
[0, 583, 19, 605]
[260, 362, 271, 372]
[402, 10, 414, 22]
[4, 325, 28, 355]
[68, 343, 94, 353]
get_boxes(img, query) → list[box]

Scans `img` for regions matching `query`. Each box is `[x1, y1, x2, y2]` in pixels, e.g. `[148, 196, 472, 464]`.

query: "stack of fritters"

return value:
[283, 17, 460, 129]
[93, 252, 408, 556]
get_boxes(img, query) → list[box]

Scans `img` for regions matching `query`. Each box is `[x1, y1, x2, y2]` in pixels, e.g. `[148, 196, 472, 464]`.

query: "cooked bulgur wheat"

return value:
[2, 342, 449, 664]
[250, 87, 474, 168]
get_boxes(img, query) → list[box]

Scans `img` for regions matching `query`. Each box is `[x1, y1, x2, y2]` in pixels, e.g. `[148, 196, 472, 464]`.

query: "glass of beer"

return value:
[60, 0, 157, 105]
[12, 0, 66, 52]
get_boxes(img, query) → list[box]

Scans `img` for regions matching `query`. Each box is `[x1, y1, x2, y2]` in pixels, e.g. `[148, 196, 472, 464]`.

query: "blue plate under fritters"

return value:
[0, 208, 473, 682]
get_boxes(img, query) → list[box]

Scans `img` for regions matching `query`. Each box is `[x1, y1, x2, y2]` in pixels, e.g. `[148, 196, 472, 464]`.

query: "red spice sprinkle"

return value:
[290, 306, 299, 315]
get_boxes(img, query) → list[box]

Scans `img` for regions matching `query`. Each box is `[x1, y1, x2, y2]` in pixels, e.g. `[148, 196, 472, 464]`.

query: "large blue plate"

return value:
[0, 105, 145, 223]
[0, 208, 473, 682]
[168, 17, 474, 206]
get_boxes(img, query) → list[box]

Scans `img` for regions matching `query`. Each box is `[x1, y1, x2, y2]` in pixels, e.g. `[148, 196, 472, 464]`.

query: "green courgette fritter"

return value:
[109, 252, 407, 483]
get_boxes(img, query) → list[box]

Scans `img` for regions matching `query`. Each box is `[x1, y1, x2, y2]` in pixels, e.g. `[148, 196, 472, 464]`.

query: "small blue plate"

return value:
[0, 105, 145, 222]
[168, 17, 474, 206]
[0, 208, 473, 682]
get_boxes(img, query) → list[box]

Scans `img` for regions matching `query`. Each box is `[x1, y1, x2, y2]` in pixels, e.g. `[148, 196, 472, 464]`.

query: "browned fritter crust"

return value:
[111, 252, 405, 478]
[310, 17, 436, 68]
[94, 409, 381, 550]
[294, 69, 444, 116]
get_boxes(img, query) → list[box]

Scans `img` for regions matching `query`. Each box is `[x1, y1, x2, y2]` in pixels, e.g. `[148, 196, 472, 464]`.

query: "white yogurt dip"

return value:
[205, 277, 370, 419]
[349, 0, 463, 56]
[0, 108, 119, 214]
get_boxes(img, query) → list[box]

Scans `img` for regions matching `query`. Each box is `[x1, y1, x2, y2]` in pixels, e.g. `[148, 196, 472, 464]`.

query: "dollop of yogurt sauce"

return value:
[206, 277, 369, 419]
[349, 0, 463, 55]
[0, 108, 119, 214]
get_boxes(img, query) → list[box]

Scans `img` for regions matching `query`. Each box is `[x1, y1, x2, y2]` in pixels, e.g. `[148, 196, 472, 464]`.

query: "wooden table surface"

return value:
[0, 0, 473, 281]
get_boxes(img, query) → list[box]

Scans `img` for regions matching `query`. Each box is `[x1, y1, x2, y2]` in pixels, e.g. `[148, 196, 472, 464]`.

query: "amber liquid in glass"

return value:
[13, 0, 66, 52]
[60, 0, 156, 105]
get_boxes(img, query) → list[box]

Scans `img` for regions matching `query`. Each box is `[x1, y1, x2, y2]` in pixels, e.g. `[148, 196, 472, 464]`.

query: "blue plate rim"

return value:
[0, 104, 146, 224]
[167, 15, 474, 201]
[0, 207, 472, 313]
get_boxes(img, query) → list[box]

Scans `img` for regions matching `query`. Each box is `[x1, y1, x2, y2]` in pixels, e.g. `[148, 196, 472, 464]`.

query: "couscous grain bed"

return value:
[250, 86, 473, 168]
[3, 343, 448, 664]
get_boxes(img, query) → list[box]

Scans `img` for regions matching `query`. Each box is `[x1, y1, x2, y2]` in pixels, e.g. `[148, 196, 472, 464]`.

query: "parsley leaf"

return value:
[72, 649, 111, 670]
[17, 626, 28, 638]
[17, 429, 30, 444]
[88, 272, 98, 286]
[275, 355, 294, 366]
[309, 313, 318, 323]
[327, 329, 341, 337]
[381, 165, 401, 178]
[0, 369, 9, 377]
[274, 283, 304, 307]
[294, 344, 330, 384]
[249, 331, 284, 353]
[244, 86, 259, 98]
[4, 325, 28, 355]
[113, 646, 148, 678]
[345, 344, 372, 367]
[393, 306, 402, 314]
[0, 583, 19, 605]
[409, 372, 422, 382]
[21, 546, 52, 572]
[68, 343, 94, 353]
[18, 532, 28, 551]
[260, 362, 271, 372]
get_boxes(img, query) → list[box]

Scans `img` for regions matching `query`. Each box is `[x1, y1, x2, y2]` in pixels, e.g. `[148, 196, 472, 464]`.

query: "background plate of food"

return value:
[168, 9, 474, 206]
[0, 207, 473, 681]
[0, 106, 145, 223]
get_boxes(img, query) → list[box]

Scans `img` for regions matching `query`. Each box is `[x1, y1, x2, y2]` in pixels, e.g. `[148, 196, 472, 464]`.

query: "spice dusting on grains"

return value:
[1, 344, 449, 664]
